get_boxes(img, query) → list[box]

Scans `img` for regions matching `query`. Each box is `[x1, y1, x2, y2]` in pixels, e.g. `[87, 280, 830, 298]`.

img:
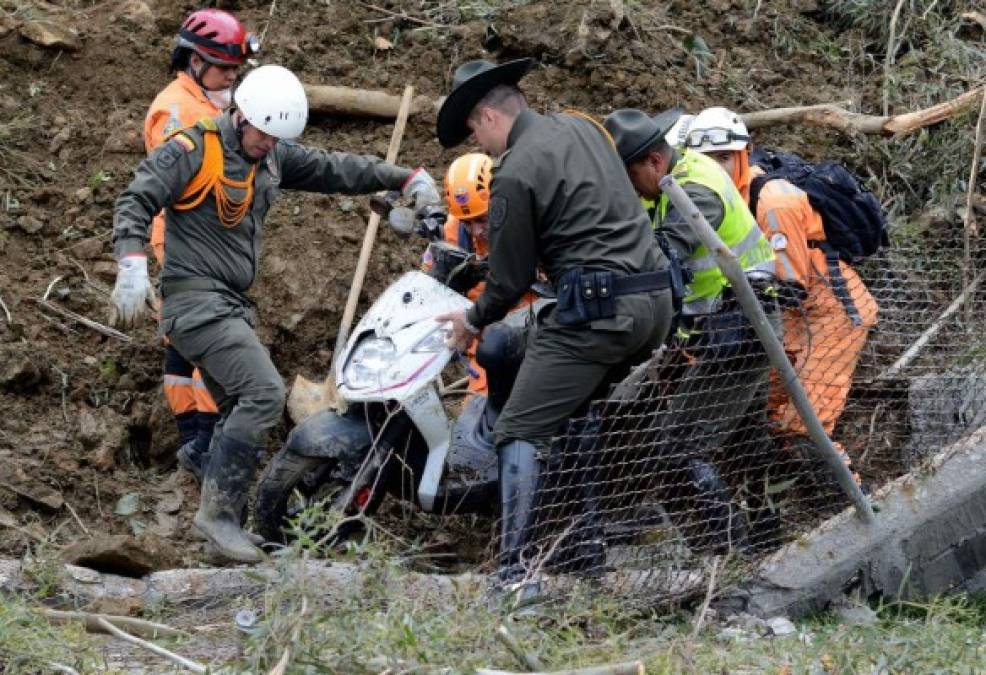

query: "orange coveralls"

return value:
[427, 216, 534, 396]
[143, 71, 220, 419]
[742, 159, 878, 442]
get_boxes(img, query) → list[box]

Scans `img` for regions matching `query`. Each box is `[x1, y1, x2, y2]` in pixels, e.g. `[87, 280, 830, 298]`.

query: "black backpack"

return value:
[748, 147, 888, 263]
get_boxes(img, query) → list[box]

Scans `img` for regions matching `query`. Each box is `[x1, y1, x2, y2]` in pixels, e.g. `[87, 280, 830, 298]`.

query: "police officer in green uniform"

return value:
[110, 65, 441, 563]
[603, 108, 781, 553]
[434, 60, 677, 599]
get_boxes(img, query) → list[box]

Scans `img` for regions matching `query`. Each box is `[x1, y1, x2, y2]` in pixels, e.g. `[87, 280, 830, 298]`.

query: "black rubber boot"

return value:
[195, 411, 220, 453]
[497, 440, 543, 605]
[686, 459, 749, 555]
[177, 415, 223, 484]
[193, 435, 264, 563]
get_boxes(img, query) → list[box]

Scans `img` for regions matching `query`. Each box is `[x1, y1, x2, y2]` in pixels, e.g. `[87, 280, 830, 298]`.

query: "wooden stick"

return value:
[963, 87, 986, 246]
[43, 609, 187, 639]
[495, 623, 544, 672]
[333, 85, 414, 359]
[883, 0, 907, 117]
[0, 291, 10, 323]
[39, 276, 131, 342]
[690, 556, 720, 640]
[64, 502, 90, 538]
[741, 87, 985, 136]
[878, 270, 986, 379]
[95, 617, 206, 673]
[359, 1, 447, 28]
[475, 661, 645, 675]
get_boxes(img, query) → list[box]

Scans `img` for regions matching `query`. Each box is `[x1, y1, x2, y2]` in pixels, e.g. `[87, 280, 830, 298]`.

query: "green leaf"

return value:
[765, 477, 799, 496]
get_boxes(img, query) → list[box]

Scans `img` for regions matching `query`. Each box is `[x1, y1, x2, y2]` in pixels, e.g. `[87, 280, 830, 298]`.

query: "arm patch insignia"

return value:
[172, 133, 196, 152]
[488, 195, 507, 230]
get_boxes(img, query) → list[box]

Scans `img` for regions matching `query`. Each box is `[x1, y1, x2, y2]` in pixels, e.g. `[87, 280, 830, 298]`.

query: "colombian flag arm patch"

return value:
[173, 133, 196, 152]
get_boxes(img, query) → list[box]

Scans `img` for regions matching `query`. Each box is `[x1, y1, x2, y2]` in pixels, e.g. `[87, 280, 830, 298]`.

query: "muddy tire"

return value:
[254, 451, 335, 545]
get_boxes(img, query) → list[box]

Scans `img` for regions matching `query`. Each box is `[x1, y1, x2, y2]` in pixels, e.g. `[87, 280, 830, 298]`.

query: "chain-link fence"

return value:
[502, 231, 986, 605]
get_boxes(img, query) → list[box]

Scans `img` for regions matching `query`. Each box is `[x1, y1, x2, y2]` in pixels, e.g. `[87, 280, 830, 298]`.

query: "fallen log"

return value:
[303, 82, 982, 140]
[304, 84, 439, 119]
[742, 87, 985, 136]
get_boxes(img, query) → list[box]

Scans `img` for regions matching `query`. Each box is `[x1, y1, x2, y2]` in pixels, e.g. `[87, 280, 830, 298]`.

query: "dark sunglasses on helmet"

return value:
[684, 127, 749, 148]
[181, 29, 261, 59]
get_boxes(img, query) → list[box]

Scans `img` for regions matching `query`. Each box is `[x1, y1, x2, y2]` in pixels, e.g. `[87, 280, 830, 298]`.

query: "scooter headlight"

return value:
[343, 337, 395, 390]
[412, 325, 451, 353]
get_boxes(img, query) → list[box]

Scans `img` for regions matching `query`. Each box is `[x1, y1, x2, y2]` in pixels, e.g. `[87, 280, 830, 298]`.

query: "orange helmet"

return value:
[444, 153, 492, 220]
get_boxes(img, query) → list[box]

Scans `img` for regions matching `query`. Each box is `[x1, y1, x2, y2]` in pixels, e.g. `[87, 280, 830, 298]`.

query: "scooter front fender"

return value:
[284, 408, 373, 462]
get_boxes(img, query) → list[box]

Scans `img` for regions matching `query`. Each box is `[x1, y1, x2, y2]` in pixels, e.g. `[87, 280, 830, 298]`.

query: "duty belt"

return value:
[160, 277, 253, 305]
[610, 269, 677, 295]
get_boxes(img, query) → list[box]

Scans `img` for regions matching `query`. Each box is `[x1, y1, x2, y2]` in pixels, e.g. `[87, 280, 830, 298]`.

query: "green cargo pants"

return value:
[494, 292, 673, 448]
[163, 291, 285, 447]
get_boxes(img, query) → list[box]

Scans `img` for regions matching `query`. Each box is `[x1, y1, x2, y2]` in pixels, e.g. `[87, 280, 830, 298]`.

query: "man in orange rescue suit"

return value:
[427, 153, 534, 403]
[110, 65, 441, 562]
[685, 107, 877, 478]
[144, 8, 258, 481]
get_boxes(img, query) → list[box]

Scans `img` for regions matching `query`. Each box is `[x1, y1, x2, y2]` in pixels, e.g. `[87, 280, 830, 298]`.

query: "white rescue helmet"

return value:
[234, 64, 308, 140]
[685, 106, 750, 153]
[664, 113, 694, 149]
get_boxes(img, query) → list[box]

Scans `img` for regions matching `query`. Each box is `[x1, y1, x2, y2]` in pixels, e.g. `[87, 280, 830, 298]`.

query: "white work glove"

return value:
[401, 167, 441, 208]
[109, 254, 157, 329]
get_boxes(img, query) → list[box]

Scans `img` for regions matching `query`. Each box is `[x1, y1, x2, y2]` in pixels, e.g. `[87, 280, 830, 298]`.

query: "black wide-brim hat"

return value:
[437, 58, 534, 148]
[603, 108, 683, 164]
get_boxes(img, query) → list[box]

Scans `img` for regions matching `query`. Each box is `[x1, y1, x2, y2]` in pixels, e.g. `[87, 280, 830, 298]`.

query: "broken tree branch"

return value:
[741, 87, 985, 136]
[476, 661, 645, 675]
[95, 617, 206, 673]
[690, 556, 720, 640]
[43, 609, 187, 639]
[359, 1, 447, 28]
[884, 0, 907, 117]
[63, 501, 90, 538]
[39, 276, 131, 342]
[964, 86, 986, 244]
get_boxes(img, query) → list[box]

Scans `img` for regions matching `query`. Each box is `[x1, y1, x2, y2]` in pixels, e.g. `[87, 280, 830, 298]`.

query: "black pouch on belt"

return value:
[555, 269, 617, 326]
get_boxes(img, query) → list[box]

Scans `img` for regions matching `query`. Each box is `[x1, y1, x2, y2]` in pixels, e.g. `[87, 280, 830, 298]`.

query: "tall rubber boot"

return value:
[497, 440, 542, 604]
[176, 417, 219, 483]
[194, 435, 264, 563]
[686, 459, 749, 555]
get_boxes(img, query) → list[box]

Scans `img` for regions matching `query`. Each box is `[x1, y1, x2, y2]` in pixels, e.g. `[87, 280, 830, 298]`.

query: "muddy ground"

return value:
[0, 0, 979, 564]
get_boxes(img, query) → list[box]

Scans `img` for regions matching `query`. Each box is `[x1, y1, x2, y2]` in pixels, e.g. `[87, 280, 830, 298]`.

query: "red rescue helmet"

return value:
[175, 9, 258, 66]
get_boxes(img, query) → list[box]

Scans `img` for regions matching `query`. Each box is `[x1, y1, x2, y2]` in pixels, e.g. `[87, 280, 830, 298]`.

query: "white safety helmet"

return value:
[685, 106, 750, 153]
[664, 113, 694, 149]
[234, 64, 308, 140]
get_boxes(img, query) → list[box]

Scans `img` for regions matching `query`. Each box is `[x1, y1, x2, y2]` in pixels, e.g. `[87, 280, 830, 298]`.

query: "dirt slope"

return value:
[0, 0, 976, 559]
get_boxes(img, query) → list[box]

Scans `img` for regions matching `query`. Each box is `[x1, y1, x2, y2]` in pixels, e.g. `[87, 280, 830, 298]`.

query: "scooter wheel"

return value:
[254, 451, 324, 544]
[253, 450, 386, 546]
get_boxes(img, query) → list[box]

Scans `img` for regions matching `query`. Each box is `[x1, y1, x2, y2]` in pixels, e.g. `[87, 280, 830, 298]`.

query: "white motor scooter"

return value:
[254, 208, 532, 543]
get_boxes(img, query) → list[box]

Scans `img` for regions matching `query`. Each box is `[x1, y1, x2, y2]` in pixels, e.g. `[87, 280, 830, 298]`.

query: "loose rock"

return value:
[1, 350, 44, 392]
[63, 533, 181, 577]
[77, 407, 128, 470]
[766, 616, 797, 636]
[19, 19, 81, 51]
[15, 215, 44, 234]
